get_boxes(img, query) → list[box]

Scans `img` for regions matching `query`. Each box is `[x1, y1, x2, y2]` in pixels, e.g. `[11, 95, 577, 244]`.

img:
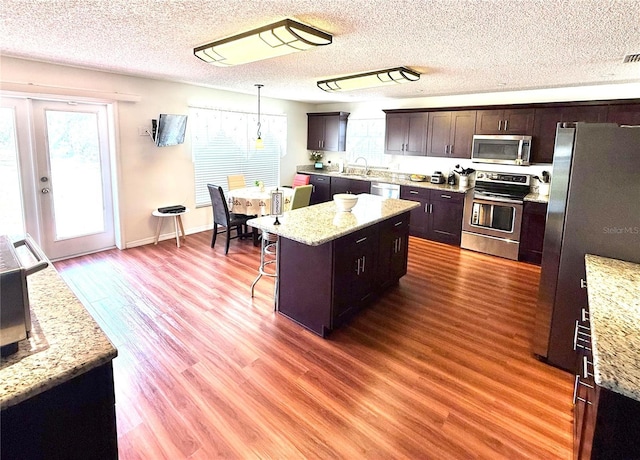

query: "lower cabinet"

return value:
[400, 185, 464, 245]
[519, 201, 548, 265]
[309, 174, 331, 205]
[330, 176, 370, 196]
[1, 362, 118, 459]
[573, 305, 640, 459]
[333, 225, 379, 327]
[277, 212, 411, 336]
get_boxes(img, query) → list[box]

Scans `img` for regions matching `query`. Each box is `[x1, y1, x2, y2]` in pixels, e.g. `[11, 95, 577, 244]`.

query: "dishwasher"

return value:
[370, 182, 400, 199]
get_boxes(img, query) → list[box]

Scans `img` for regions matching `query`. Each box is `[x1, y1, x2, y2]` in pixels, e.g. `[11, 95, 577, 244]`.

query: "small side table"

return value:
[152, 208, 189, 247]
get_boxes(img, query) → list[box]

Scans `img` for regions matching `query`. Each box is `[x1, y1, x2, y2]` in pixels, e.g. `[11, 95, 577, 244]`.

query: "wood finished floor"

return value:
[54, 231, 573, 459]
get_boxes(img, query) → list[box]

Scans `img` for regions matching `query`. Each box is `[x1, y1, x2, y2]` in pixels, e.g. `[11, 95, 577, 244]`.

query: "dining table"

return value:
[227, 186, 294, 217]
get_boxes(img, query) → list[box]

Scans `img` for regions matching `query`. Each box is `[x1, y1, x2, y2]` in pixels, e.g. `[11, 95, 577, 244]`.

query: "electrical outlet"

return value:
[138, 126, 149, 136]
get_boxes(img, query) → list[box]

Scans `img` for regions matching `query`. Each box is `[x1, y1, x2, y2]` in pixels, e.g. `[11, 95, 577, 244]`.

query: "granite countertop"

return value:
[0, 266, 117, 409]
[585, 254, 640, 402]
[524, 192, 549, 203]
[247, 194, 419, 246]
[300, 168, 473, 194]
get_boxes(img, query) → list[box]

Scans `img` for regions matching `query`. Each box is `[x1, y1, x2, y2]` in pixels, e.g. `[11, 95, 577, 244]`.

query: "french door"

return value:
[0, 97, 115, 260]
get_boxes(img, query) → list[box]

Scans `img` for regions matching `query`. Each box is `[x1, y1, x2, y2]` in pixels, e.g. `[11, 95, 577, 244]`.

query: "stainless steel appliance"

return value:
[461, 171, 530, 260]
[471, 135, 532, 165]
[370, 182, 400, 199]
[533, 123, 640, 371]
[0, 234, 49, 356]
[430, 171, 446, 184]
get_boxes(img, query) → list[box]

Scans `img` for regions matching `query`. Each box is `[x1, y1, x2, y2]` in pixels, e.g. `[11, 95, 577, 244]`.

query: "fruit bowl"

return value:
[410, 174, 426, 182]
[333, 194, 359, 212]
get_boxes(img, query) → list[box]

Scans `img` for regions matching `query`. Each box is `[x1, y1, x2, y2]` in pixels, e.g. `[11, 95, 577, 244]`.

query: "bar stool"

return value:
[250, 231, 279, 310]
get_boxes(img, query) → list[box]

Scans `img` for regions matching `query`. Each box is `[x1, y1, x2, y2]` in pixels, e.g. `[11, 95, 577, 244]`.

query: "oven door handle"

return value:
[473, 194, 524, 205]
[14, 234, 50, 276]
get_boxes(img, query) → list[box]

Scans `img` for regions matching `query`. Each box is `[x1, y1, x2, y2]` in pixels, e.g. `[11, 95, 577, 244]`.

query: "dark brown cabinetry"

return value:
[378, 213, 410, 289]
[333, 225, 379, 327]
[384, 112, 429, 156]
[400, 186, 464, 245]
[532, 106, 607, 163]
[476, 108, 535, 135]
[1, 362, 118, 459]
[427, 111, 476, 158]
[308, 174, 331, 205]
[606, 104, 640, 125]
[307, 112, 349, 151]
[572, 306, 640, 459]
[277, 212, 411, 336]
[330, 176, 370, 196]
[519, 201, 548, 265]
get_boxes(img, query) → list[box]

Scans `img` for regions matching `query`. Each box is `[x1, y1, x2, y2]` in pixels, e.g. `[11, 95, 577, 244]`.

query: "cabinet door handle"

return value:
[440, 194, 451, 199]
[424, 203, 429, 213]
[498, 120, 502, 131]
[394, 221, 404, 227]
[356, 237, 367, 244]
[445, 145, 449, 154]
[582, 356, 594, 379]
[356, 257, 361, 275]
[580, 279, 587, 289]
[429, 203, 433, 213]
[361, 256, 366, 273]
[581, 308, 589, 322]
[409, 190, 419, 194]
[504, 119, 509, 131]
[572, 375, 593, 405]
[450, 145, 454, 155]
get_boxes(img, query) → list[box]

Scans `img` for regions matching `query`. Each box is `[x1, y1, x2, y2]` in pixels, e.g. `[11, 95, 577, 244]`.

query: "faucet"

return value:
[354, 156, 369, 176]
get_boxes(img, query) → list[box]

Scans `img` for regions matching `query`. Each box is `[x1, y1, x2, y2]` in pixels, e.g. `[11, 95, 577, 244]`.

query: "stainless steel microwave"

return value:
[471, 135, 532, 165]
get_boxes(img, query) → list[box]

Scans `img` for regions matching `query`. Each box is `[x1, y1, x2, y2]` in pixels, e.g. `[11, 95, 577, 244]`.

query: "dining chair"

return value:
[290, 184, 313, 210]
[292, 174, 310, 188]
[207, 184, 251, 255]
[227, 174, 246, 191]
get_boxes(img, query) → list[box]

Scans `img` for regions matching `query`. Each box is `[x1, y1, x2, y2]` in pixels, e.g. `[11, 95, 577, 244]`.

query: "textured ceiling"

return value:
[1, 0, 640, 103]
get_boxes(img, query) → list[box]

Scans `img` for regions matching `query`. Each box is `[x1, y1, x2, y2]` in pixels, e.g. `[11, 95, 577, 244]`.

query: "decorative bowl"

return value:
[333, 193, 358, 212]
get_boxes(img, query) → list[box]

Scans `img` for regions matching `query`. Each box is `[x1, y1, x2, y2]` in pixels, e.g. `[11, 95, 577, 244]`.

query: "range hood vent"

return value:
[623, 53, 640, 63]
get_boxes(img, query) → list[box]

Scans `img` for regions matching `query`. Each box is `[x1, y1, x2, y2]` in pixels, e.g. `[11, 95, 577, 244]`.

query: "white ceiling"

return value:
[2, 0, 640, 104]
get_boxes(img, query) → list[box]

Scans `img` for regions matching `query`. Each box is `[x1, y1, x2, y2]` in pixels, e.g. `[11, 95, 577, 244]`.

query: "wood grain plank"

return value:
[54, 231, 573, 459]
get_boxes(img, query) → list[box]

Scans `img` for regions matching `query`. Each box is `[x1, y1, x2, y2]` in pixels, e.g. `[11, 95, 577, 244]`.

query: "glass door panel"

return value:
[0, 106, 25, 237]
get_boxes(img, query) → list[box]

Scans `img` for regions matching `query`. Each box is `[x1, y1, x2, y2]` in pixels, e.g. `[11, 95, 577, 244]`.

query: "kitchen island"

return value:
[573, 255, 640, 458]
[0, 266, 118, 459]
[247, 194, 419, 336]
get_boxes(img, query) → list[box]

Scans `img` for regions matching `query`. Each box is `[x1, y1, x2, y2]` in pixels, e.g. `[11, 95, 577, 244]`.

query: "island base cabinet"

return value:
[1, 362, 118, 460]
[277, 212, 411, 337]
[278, 238, 333, 336]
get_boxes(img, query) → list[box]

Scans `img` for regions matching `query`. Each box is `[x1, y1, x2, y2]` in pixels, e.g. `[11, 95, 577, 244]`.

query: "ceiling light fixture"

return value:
[255, 84, 264, 150]
[317, 67, 420, 92]
[194, 19, 332, 67]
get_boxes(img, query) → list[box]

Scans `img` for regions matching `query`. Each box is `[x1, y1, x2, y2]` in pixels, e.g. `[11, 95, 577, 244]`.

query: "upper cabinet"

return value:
[532, 106, 607, 164]
[475, 108, 535, 135]
[606, 104, 640, 125]
[307, 112, 349, 151]
[426, 111, 476, 158]
[384, 112, 429, 156]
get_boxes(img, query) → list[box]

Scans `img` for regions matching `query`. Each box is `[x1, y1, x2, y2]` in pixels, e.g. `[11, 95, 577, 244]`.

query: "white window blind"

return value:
[191, 107, 286, 207]
[345, 118, 386, 167]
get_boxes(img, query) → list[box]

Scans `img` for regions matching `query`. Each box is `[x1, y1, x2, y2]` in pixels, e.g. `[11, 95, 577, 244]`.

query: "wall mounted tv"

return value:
[151, 114, 188, 147]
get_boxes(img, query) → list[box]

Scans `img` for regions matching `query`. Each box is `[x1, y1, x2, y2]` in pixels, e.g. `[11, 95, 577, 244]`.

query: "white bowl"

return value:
[333, 193, 358, 212]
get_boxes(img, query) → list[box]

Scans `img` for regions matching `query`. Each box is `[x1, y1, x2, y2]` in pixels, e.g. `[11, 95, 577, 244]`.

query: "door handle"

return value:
[498, 120, 502, 131]
[449, 145, 454, 155]
[504, 119, 509, 131]
[41, 188, 50, 194]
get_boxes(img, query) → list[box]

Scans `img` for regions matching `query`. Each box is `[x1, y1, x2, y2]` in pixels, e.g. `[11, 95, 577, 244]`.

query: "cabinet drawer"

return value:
[309, 174, 330, 185]
[431, 191, 465, 204]
[400, 185, 430, 200]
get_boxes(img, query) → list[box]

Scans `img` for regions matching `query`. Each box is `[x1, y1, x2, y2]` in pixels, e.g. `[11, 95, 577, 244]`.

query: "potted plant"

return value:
[310, 151, 323, 169]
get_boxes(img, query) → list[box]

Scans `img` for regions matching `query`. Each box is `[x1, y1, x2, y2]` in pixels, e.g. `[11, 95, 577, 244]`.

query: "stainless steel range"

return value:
[461, 171, 530, 260]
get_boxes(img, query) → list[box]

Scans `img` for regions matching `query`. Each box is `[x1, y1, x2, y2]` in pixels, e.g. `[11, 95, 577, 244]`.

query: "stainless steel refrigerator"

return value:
[533, 123, 640, 371]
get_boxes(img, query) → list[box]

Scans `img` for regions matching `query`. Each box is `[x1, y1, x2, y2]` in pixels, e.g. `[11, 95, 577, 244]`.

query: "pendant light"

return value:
[255, 84, 264, 150]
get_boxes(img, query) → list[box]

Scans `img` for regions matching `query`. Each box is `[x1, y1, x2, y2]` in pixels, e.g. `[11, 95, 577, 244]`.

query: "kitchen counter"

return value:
[585, 254, 640, 402]
[0, 265, 117, 409]
[524, 192, 549, 203]
[298, 168, 473, 194]
[247, 194, 419, 246]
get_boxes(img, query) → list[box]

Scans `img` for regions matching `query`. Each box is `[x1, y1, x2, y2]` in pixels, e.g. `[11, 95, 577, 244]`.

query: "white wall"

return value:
[1, 57, 313, 247]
